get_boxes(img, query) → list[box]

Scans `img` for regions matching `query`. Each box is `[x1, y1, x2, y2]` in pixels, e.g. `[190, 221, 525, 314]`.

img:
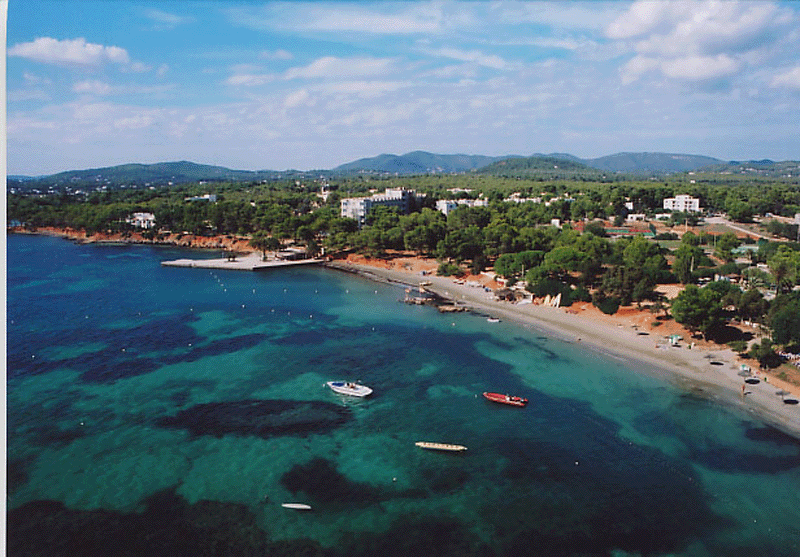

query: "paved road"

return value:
[704, 216, 773, 240]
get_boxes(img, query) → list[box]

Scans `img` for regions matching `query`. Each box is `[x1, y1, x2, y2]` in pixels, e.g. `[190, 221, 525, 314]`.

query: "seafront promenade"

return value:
[161, 252, 325, 271]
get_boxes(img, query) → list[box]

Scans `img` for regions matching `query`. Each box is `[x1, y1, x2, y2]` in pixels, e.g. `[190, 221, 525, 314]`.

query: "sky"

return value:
[6, 0, 800, 175]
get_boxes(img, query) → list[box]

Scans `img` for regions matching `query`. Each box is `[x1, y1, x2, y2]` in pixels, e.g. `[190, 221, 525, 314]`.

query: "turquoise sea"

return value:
[7, 234, 800, 556]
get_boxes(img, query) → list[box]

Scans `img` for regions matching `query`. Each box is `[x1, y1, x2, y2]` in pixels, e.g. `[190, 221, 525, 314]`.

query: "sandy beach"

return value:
[327, 256, 800, 440]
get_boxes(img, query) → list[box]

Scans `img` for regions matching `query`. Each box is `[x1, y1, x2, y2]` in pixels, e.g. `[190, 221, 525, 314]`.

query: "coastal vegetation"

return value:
[8, 170, 800, 370]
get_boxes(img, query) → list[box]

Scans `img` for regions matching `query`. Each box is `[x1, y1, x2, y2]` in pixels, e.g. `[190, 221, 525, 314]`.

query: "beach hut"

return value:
[669, 335, 682, 346]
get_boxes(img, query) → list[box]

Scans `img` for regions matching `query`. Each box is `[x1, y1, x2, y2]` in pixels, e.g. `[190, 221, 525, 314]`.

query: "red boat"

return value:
[483, 392, 528, 407]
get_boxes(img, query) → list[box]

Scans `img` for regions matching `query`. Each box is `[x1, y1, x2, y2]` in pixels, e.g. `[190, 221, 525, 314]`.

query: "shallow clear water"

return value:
[7, 234, 800, 556]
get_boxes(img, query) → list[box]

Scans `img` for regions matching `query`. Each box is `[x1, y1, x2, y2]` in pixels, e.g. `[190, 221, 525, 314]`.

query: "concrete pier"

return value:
[161, 253, 325, 271]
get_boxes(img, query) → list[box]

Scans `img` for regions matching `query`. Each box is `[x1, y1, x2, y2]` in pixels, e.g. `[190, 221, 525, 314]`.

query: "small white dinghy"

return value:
[281, 503, 312, 510]
[326, 381, 373, 397]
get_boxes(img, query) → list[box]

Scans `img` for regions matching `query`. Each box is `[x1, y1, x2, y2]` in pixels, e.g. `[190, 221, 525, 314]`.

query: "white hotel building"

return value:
[340, 188, 423, 228]
[663, 194, 701, 213]
[435, 198, 489, 216]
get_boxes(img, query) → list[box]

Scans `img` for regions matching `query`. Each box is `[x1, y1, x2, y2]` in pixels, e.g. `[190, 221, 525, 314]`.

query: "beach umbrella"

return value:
[775, 389, 789, 400]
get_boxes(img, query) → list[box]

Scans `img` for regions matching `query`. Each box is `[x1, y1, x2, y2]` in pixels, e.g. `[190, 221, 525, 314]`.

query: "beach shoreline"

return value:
[326, 258, 800, 440]
[11, 228, 800, 437]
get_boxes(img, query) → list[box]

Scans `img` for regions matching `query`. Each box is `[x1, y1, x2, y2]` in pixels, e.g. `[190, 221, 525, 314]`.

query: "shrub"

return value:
[437, 262, 464, 277]
[530, 278, 566, 298]
[654, 232, 679, 240]
[727, 340, 749, 354]
[592, 292, 621, 315]
[571, 286, 592, 303]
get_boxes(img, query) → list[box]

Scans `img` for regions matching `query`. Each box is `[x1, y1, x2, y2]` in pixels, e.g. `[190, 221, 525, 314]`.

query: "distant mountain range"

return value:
[9, 161, 293, 189]
[334, 151, 731, 175]
[8, 152, 798, 190]
[333, 151, 511, 174]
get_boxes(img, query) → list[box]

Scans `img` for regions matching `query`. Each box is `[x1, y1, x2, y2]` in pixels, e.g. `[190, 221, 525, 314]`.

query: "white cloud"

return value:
[606, 1, 683, 40]
[114, 114, 154, 130]
[71, 79, 177, 97]
[260, 49, 294, 61]
[608, 1, 797, 84]
[145, 9, 195, 30]
[421, 47, 510, 70]
[421, 64, 478, 80]
[226, 73, 274, 86]
[284, 89, 311, 108]
[620, 56, 660, 84]
[284, 56, 396, 79]
[324, 80, 408, 98]
[128, 62, 151, 73]
[226, 2, 463, 35]
[23, 72, 52, 85]
[73, 80, 114, 95]
[661, 54, 741, 81]
[502, 2, 627, 31]
[8, 89, 51, 102]
[9, 37, 130, 67]
[771, 66, 800, 89]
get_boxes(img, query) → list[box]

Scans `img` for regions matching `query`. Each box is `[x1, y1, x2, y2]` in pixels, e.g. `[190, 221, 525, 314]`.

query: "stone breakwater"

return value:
[9, 227, 255, 252]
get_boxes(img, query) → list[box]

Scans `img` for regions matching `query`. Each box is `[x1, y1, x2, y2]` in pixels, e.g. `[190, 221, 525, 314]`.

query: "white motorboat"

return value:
[415, 441, 467, 452]
[281, 503, 312, 510]
[326, 381, 373, 397]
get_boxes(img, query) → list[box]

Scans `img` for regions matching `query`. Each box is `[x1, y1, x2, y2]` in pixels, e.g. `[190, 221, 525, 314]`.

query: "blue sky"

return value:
[7, 1, 800, 175]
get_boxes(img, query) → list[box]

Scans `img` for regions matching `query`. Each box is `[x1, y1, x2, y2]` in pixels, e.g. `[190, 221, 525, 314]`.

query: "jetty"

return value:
[161, 253, 325, 271]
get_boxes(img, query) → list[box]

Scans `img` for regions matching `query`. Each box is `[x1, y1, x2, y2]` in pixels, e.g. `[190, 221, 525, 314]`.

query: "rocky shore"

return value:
[9, 226, 256, 252]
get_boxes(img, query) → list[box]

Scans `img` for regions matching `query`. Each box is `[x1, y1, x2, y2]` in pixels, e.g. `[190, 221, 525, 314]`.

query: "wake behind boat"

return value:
[326, 381, 373, 397]
[483, 392, 528, 407]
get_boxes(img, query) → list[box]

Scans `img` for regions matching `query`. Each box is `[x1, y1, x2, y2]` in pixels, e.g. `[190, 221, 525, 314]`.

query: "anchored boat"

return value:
[415, 441, 468, 452]
[482, 392, 528, 407]
[326, 381, 373, 397]
[281, 503, 312, 510]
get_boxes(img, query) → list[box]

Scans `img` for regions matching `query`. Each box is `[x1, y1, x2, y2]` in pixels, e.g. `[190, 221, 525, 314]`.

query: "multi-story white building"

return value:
[185, 193, 217, 202]
[126, 212, 156, 229]
[340, 188, 423, 227]
[663, 194, 701, 213]
[435, 198, 489, 216]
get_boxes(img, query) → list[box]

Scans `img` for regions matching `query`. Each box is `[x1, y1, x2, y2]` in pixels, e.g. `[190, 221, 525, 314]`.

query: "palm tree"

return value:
[249, 232, 281, 261]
